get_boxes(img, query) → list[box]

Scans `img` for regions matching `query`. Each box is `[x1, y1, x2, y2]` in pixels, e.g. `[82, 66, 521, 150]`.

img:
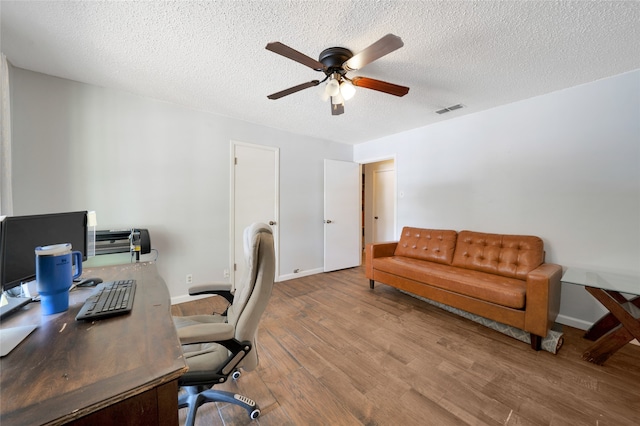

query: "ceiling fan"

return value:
[265, 34, 409, 116]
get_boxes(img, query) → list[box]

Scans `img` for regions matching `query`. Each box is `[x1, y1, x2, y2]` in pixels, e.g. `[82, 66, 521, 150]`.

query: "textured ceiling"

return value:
[1, 1, 639, 144]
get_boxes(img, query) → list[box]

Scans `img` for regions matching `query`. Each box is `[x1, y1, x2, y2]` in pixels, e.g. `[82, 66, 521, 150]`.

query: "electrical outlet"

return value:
[223, 269, 230, 278]
[186, 274, 193, 284]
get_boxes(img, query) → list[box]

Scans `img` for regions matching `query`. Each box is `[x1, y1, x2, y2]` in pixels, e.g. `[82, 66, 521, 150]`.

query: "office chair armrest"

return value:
[188, 282, 232, 295]
[189, 283, 234, 303]
[177, 323, 235, 345]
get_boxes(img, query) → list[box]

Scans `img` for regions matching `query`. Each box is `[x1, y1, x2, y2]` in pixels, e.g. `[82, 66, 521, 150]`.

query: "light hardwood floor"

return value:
[171, 265, 640, 426]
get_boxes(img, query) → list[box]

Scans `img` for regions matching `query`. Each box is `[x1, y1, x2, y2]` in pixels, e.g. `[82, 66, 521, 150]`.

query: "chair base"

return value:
[179, 386, 260, 425]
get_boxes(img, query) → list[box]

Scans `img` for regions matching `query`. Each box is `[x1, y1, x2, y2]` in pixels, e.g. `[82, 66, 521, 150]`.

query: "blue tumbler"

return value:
[35, 243, 82, 315]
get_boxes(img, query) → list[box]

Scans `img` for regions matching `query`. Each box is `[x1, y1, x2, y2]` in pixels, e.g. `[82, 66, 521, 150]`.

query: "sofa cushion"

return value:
[452, 231, 544, 280]
[372, 256, 527, 309]
[394, 227, 457, 265]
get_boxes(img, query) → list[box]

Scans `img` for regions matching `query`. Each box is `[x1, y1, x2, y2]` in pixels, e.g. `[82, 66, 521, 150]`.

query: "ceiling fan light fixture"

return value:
[325, 77, 340, 97]
[318, 83, 330, 102]
[339, 80, 356, 100]
[265, 34, 409, 115]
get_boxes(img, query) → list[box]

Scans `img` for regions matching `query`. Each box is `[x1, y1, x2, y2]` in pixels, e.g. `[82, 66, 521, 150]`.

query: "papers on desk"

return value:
[0, 324, 38, 357]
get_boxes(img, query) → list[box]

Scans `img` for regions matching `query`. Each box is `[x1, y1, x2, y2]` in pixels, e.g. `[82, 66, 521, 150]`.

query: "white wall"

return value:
[9, 67, 352, 301]
[355, 70, 640, 328]
[9, 66, 640, 328]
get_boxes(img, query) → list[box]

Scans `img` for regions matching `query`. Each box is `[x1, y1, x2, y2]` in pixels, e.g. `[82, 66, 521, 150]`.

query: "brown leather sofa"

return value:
[365, 227, 562, 350]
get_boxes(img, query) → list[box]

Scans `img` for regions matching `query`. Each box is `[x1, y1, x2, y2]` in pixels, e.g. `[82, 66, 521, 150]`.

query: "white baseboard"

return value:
[556, 314, 639, 346]
[278, 267, 324, 282]
[171, 267, 325, 305]
[555, 314, 592, 331]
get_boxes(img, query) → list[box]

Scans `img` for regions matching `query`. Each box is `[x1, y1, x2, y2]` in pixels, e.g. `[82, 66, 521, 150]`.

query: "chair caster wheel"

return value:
[232, 370, 242, 380]
[250, 408, 260, 419]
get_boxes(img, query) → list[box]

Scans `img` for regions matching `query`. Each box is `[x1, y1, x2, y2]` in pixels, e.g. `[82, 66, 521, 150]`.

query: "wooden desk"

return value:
[561, 268, 640, 365]
[0, 262, 188, 425]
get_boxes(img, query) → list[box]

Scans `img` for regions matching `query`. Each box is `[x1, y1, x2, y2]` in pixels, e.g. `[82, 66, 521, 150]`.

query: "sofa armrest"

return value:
[365, 242, 398, 279]
[524, 263, 563, 336]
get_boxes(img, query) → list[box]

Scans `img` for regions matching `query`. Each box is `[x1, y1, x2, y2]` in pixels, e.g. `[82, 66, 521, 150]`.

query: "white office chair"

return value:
[173, 223, 275, 424]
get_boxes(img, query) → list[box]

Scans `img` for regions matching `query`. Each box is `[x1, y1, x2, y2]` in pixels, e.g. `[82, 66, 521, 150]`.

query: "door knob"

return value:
[374, 216, 379, 219]
[324, 220, 332, 224]
[269, 221, 276, 226]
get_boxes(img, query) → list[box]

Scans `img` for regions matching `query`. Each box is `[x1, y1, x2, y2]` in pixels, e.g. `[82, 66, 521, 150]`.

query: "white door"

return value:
[324, 159, 361, 272]
[232, 142, 279, 288]
[373, 169, 395, 242]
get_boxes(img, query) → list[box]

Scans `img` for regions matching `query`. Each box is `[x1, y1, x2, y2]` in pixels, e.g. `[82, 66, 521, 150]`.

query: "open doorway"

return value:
[362, 159, 396, 250]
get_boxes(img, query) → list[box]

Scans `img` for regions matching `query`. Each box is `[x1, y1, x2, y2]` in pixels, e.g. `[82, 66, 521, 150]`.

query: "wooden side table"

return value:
[561, 268, 640, 365]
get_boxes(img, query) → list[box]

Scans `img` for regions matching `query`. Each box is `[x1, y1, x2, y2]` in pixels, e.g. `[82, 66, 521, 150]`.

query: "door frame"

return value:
[229, 140, 280, 286]
[361, 155, 397, 246]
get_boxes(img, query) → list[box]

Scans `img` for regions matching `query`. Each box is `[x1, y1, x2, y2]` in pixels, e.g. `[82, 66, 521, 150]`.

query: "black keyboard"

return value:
[75, 280, 136, 321]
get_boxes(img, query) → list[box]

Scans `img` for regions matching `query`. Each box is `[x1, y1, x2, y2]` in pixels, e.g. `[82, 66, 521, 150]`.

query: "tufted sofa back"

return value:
[452, 231, 544, 280]
[394, 227, 458, 265]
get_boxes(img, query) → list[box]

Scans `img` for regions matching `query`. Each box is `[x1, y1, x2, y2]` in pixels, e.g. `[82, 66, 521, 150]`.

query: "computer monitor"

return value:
[0, 211, 88, 293]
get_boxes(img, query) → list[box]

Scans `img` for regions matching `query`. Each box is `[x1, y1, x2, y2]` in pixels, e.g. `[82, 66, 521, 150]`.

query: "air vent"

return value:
[436, 104, 464, 114]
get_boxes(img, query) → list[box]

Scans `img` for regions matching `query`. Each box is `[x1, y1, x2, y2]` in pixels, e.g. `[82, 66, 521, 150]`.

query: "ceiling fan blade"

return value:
[266, 42, 326, 71]
[343, 34, 404, 71]
[331, 100, 344, 116]
[267, 80, 320, 100]
[351, 77, 409, 97]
